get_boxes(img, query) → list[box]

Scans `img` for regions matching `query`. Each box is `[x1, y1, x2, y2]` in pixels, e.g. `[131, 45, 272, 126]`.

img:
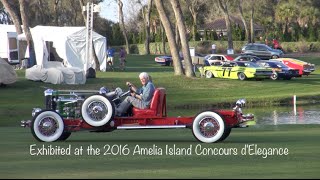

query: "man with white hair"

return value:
[116, 72, 155, 116]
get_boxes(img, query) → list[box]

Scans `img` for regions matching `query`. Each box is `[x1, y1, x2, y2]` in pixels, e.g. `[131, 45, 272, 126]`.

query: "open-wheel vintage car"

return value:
[21, 86, 255, 143]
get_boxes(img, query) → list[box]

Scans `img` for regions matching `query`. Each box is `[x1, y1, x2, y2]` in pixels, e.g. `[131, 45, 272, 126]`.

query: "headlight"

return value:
[32, 108, 42, 117]
[44, 89, 53, 96]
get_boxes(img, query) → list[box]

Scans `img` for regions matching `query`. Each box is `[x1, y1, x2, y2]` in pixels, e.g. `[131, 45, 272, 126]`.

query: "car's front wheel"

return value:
[271, 72, 278, 80]
[31, 110, 65, 142]
[238, 72, 246, 80]
[192, 111, 225, 143]
[81, 95, 115, 127]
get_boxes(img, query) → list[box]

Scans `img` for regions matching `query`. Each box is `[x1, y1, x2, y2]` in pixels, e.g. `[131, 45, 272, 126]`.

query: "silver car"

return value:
[241, 43, 284, 60]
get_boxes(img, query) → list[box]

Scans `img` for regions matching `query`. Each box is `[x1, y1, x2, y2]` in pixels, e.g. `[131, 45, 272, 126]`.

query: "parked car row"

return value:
[154, 42, 315, 81]
[199, 57, 315, 81]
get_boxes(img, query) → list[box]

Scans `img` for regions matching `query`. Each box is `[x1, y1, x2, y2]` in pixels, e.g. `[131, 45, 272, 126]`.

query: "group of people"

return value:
[106, 46, 127, 71]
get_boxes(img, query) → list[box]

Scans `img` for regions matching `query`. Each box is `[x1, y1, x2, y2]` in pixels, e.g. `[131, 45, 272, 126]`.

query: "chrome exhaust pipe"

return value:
[21, 120, 31, 128]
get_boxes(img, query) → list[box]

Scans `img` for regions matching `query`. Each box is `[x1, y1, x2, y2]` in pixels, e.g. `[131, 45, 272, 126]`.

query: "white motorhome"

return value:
[0, 29, 19, 64]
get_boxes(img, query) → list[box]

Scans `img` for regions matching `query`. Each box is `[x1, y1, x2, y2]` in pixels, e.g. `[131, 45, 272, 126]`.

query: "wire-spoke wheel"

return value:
[81, 95, 115, 127]
[31, 110, 64, 142]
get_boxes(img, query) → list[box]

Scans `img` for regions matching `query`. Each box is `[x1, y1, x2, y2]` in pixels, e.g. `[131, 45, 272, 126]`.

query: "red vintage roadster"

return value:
[21, 86, 254, 143]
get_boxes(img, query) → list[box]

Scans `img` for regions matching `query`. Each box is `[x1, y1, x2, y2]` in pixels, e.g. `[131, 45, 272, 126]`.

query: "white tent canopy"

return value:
[30, 25, 107, 71]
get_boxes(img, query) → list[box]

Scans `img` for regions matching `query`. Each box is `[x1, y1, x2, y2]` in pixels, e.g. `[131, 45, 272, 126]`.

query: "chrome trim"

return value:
[117, 125, 186, 130]
[44, 89, 54, 96]
[241, 113, 255, 122]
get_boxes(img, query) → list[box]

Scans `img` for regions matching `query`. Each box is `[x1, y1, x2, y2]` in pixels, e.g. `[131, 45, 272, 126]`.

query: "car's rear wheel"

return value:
[238, 72, 246, 80]
[205, 71, 213, 78]
[192, 111, 225, 143]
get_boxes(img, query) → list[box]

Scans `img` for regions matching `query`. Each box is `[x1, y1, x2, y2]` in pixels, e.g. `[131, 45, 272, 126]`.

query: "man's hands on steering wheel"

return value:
[126, 82, 135, 93]
[126, 82, 138, 98]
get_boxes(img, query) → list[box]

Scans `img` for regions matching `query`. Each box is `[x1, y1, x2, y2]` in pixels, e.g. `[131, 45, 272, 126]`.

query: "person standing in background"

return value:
[211, 43, 216, 54]
[107, 46, 115, 70]
[119, 47, 127, 70]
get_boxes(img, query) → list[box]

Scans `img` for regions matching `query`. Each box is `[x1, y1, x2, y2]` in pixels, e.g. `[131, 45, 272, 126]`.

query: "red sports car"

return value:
[272, 58, 315, 76]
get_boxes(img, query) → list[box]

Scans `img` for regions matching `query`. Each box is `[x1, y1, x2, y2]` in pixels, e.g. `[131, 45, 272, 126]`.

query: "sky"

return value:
[98, 0, 145, 23]
[98, 1, 119, 22]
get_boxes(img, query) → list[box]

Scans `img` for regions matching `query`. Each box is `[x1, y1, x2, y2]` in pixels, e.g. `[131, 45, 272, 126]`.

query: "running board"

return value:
[117, 125, 186, 130]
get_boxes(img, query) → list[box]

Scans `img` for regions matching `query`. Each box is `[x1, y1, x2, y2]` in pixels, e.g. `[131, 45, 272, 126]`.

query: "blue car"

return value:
[255, 60, 300, 80]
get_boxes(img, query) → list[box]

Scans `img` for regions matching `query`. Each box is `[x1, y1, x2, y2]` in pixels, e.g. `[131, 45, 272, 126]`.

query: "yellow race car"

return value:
[200, 61, 273, 80]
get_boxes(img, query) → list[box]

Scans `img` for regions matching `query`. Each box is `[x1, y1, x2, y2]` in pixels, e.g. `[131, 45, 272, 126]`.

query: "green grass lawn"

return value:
[0, 54, 320, 178]
[0, 125, 319, 178]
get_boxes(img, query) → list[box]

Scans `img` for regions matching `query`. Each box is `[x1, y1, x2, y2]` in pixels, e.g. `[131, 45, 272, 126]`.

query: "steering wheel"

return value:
[111, 84, 133, 103]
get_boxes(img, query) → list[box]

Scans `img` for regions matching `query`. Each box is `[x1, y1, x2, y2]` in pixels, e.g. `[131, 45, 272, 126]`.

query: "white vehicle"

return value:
[0, 31, 20, 64]
[204, 54, 234, 65]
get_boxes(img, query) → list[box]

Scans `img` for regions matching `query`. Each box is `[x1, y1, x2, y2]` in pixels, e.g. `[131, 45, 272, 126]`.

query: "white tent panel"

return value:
[30, 25, 106, 71]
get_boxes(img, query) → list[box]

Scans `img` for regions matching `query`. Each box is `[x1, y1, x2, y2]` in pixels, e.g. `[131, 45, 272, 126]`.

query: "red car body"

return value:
[273, 58, 315, 76]
[22, 88, 254, 143]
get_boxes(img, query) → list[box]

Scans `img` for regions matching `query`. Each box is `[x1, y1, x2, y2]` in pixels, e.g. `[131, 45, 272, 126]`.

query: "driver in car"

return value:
[116, 72, 155, 116]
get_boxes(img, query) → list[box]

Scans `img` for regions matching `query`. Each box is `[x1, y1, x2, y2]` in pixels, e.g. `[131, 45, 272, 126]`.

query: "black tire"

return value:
[238, 72, 246, 80]
[192, 111, 226, 143]
[58, 132, 72, 141]
[205, 71, 213, 78]
[217, 127, 232, 142]
[81, 95, 115, 127]
[31, 110, 65, 142]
